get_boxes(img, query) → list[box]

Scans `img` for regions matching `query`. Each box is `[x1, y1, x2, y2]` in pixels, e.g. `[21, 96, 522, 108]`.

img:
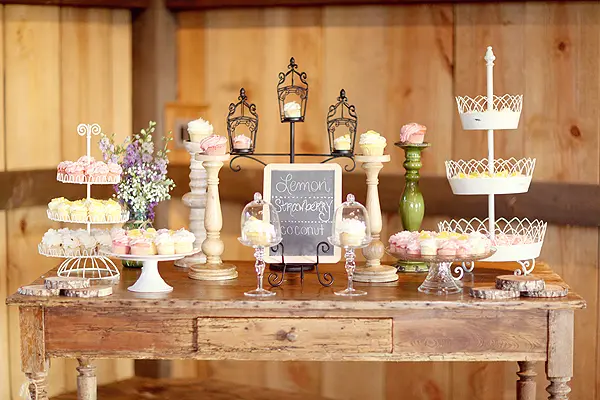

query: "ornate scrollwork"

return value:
[514, 259, 535, 276]
[227, 88, 259, 156]
[76, 123, 102, 137]
[462, 261, 475, 273]
[326, 89, 358, 154]
[277, 57, 309, 122]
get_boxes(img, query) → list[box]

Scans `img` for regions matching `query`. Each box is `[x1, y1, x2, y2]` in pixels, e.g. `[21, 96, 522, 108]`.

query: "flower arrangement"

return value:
[99, 121, 175, 222]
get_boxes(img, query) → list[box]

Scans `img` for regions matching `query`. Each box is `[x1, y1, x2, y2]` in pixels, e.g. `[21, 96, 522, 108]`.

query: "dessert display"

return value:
[39, 228, 117, 256]
[445, 157, 536, 195]
[328, 194, 371, 296]
[108, 228, 196, 256]
[199, 134, 228, 155]
[47, 197, 127, 223]
[40, 123, 121, 280]
[440, 47, 546, 276]
[283, 101, 302, 118]
[388, 230, 492, 258]
[233, 134, 252, 151]
[238, 193, 282, 297]
[399, 123, 426, 144]
[187, 117, 214, 142]
[358, 130, 387, 156]
[57, 156, 122, 184]
[336, 218, 367, 247]
[333, 134, 352, 152]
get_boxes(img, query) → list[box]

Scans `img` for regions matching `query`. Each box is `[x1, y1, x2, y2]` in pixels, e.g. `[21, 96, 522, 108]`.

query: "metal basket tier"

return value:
[438, 217, 547, 262]
[39, 244, 119, 279]
[47, 209, 129, 224]
[455, 94, 523, 130]
[445, 157, 536, 195]
[56, 172, 120, 185]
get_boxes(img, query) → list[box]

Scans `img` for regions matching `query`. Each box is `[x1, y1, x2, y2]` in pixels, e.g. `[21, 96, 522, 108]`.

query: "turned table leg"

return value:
[517, 361, 536, 400]
[20, 306, 49, 400]
[546, 310, 573, 400]
[76, 358, 97, 400]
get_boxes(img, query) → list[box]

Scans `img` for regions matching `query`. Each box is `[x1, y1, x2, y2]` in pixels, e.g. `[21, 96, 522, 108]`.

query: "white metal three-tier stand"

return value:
[38, 123, 127, 280]
[440, 47, 547, 276]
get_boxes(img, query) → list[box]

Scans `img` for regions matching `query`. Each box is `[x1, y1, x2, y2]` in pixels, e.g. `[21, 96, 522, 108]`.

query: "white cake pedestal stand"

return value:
[189, 153, 238, 281]
[103, 251, 199, 293]
[354, 155, 398, 283]
[175, 141, 208, 267]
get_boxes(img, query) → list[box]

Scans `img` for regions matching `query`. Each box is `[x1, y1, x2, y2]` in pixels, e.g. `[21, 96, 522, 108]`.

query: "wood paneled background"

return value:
[0, 2, 598, 400]
[0, 4, 134, 399]
[166, 3, 599, 400]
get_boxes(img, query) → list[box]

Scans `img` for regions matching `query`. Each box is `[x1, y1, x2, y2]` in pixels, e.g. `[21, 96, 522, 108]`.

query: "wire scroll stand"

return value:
[267, 242, 334, 288]
[227, 58, 357, 173]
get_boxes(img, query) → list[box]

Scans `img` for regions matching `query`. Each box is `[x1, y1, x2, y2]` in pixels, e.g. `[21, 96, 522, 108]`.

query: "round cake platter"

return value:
[101, 249, 199, 293]
[386, 247, 496, 295]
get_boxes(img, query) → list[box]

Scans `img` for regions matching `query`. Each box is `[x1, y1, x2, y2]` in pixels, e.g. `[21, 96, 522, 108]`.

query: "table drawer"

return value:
[196, 318, 392, 355]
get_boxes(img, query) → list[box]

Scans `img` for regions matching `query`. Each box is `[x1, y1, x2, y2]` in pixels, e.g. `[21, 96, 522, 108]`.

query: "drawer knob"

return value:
[276, 328, 298, 342]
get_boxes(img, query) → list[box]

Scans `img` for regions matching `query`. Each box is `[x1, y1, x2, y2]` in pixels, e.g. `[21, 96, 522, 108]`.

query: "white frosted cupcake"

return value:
[172, 229, 195, 254]
[70, 201, 88, 222]
[359, 130, 387, 156]
[155, 232, 175, 255]
[91, 229, 112, 251]
[62, 234, 81, 256]
[187, 117, 214, 143]
[104, 200, 122, 222]
[41, 229, 63, 254]
[336, 218, 367, 247]
[56, 202, 71, 220]
[78, 233, 98, 254]
[48, 197, 67, 213]
[242, 217, 277, 246]
[334, 134, 352, 151]
[233, 134, 252, 151]
[87, 201, 106, 223]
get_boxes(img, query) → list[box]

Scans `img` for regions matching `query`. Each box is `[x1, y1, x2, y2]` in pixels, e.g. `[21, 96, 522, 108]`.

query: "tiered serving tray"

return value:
[441, 47, 546, 276]
[47, 209, 129, 224]
[38, 123, 122, 280]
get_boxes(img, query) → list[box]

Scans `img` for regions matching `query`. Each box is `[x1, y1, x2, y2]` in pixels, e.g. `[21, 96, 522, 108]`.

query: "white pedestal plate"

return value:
[354, 155, 398, 283]
[174, 141, 208, 267]
[188, 153, 238, 281]
[102, 250, 199, 293]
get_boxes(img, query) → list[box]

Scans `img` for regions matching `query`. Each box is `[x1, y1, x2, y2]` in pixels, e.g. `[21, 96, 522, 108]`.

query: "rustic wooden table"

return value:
[7, 261, 585, 400]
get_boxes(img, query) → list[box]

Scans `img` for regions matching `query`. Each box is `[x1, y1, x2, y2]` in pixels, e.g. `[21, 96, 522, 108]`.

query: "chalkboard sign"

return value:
[264, 163, 342, 264]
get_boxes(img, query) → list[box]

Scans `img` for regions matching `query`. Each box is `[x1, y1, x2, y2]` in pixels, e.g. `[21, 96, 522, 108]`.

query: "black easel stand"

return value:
[268, 242, 334, 288]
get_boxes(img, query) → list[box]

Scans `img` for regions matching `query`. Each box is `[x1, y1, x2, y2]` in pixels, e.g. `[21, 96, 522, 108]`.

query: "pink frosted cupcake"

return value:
[389, 231, 414, 252]
[456, 240, 473, 256]
[400, 123, 427, 144]
[438, 240, 458, 256]
[57, 161, 73, 174]
[77, 155, 96, 164]
[107, 163, 123, 179]
[66, 162, 86, 183]
[199, 135, 228, 155]
[130, 237, 156, 256]
[85, 161, 109, 181]
[406, 239, 421, 256]
[111, 230, 130, 254]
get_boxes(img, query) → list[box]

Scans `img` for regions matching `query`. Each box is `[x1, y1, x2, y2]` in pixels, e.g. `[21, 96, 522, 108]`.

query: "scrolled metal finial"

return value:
[76, 123, 102, 137]
[338, 89, 347, 102]
[239, 87, 247, 101]
[288, 57, 297, 70]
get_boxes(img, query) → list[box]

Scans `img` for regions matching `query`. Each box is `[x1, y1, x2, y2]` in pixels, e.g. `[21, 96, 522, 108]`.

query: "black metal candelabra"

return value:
[227, 57, 357, 173]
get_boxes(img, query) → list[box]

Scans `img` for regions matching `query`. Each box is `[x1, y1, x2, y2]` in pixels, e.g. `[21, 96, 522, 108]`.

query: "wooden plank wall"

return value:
[0, 5, 134, 398]
[170, 3, 600, 399]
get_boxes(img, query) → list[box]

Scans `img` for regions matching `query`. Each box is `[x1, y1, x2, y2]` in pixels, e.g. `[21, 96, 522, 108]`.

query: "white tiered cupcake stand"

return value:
[38, 124, 128, 280]
[440, 47, 547, 276]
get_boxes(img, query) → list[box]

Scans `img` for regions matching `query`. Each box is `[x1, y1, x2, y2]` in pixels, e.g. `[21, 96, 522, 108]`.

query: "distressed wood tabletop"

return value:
[6, 261, 585, 400]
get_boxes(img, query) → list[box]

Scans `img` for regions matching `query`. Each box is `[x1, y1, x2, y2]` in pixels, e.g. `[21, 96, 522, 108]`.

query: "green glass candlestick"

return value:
[395, 142, 430, 272]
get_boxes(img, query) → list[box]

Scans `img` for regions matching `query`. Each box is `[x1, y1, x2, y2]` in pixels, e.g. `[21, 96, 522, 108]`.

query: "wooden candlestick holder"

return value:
[175, 141, 208, 268]
[188, 153, 238, 281]
[353, 155, 398, 283]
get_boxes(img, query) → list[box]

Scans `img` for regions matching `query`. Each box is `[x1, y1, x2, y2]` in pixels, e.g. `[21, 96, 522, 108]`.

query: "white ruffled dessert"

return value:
[336, 218, 367, 247]
[283, 101, 302, 119]
[187, 117, 214, 143]
[242, 216, 276, 246]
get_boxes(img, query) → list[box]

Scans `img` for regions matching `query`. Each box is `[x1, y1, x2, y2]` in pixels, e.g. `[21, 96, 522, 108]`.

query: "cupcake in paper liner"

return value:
[358, 130, 387, 156]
